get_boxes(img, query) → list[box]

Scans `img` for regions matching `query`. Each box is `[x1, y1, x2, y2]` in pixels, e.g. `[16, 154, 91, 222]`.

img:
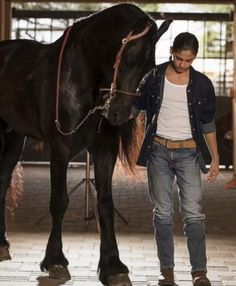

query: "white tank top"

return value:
[156, 77, 192, 140]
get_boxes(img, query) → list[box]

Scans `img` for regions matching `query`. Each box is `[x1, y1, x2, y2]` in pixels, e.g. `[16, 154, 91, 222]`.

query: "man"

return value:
[131, 32, 219, 286]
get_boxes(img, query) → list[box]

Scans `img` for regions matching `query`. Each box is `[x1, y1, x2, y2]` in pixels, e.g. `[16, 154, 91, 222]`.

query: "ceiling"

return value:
[7, 0, 235, 4]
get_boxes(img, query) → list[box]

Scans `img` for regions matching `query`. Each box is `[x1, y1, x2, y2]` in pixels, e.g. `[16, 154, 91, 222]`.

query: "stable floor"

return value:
[0, 164, 236, 286]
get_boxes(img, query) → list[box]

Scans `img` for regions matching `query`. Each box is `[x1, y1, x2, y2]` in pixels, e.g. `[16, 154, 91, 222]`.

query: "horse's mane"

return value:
[72, 3, 152, 31]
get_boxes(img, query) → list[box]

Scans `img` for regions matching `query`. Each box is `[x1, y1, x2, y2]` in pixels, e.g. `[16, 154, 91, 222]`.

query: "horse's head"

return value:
[56, 4, 172, 134]
[98, 5, 172, 125]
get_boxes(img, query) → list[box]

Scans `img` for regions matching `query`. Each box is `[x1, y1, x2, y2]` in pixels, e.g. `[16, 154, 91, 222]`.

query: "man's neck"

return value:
[165, 63, 190, 85]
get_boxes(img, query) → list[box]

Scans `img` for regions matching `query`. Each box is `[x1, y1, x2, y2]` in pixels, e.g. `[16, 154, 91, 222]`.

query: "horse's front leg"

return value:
[91, 132, 132, 286]
[40, 140, 71, 280]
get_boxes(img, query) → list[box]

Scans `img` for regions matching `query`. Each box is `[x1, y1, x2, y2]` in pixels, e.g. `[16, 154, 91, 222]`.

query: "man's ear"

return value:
[169, 46, 173, 61]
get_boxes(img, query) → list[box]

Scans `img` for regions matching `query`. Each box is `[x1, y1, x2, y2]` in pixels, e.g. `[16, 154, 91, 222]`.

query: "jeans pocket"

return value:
[151, 142, 159, 152]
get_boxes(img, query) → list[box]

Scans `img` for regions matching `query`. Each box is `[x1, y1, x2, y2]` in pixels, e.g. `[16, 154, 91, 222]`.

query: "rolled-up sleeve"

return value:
[201, 119, 216, 134]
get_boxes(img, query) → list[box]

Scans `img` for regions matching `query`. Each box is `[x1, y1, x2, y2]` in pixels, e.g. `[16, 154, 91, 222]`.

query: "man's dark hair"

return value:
[172, 32, 199, 55]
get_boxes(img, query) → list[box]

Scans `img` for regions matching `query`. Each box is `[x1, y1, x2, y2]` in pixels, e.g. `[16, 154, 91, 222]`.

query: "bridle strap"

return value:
[100, 24, 151, 98]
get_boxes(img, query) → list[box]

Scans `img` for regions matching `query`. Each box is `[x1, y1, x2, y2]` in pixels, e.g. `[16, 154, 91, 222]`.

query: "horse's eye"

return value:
[123, 57, 134, 67]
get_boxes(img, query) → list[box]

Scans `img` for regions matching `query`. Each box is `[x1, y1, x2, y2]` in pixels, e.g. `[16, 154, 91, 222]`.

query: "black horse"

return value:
[0, 3, 171, 285]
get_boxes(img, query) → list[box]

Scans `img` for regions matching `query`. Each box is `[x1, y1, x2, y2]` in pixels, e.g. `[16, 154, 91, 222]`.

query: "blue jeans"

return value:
[147, 142, 207, 273]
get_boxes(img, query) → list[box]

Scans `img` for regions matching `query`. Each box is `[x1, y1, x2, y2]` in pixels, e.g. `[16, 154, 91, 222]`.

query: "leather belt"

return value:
[154, 136, 196, 149]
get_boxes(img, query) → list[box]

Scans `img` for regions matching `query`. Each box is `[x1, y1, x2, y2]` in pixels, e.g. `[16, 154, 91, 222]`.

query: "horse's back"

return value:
[0, 39, 44, 79]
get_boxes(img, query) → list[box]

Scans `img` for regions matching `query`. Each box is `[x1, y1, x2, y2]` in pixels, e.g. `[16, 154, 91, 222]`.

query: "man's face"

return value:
[170, 48, 196, 74]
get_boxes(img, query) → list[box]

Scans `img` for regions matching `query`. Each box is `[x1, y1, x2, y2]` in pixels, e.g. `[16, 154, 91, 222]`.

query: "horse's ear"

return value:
[154, 19, 173, 43]
[132, 17, 152, 34]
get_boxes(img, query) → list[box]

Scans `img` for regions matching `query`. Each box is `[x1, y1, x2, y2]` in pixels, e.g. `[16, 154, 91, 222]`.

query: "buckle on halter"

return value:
[122, 38, 128, 44]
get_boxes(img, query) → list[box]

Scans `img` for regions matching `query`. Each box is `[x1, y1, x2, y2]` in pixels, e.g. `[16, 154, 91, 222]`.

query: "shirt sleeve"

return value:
[201, 119, 216, 134]
[199, 78, 216, 134]
[132, 69, 154, 113]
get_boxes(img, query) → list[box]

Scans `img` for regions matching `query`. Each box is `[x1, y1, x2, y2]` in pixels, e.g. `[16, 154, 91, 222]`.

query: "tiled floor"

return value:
[1, 164, 236, 286]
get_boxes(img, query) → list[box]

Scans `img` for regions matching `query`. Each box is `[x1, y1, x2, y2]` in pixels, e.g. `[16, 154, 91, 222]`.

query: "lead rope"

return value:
[55, 26, 73, 135]
[55, 26, 108, 136]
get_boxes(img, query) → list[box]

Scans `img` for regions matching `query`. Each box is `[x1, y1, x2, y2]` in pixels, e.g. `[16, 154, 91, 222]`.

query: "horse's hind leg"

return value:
[0, 130, 25, 261]
[40, 139, 71, 280]
[91, 129, 132, 286]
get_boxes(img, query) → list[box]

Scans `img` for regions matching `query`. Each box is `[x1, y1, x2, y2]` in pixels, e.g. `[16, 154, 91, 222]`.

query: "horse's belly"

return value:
[0, 100, 43, 139]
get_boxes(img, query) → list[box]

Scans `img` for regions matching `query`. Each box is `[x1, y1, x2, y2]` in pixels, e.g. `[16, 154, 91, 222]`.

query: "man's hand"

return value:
[207, 159, 219, 182]
[204, 132, 219, 183]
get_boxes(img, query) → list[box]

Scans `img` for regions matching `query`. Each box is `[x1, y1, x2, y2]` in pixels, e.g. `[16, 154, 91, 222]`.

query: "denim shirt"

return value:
[132, 61, 216, 173]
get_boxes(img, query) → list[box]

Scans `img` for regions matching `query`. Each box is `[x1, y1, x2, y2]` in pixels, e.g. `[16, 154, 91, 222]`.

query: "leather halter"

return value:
[100, 24, 151, 99]
[55, 24, 151, 135]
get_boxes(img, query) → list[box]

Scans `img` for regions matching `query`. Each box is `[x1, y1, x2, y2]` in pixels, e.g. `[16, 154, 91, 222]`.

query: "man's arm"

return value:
[204, 131, 219, 182]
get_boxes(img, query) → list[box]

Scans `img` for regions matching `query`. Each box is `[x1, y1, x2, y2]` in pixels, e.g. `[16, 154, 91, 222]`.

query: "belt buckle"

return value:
[165, 138, 171, 148]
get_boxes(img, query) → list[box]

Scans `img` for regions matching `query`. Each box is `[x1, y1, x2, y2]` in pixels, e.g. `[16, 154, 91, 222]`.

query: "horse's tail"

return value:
[6, 161, 24, 217]
[0, 125, 5, 160]
[0, 124, 24, 216]
[118, 113, 145, 174]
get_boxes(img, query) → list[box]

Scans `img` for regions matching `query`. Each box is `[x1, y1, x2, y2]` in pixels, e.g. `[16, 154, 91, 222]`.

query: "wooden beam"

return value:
[7, 0, 235, 3]
[4, 0, 11, 39]
[233, 0, 236, 172]
[12, 9, 233, 21]
[0, 0, 5, 40]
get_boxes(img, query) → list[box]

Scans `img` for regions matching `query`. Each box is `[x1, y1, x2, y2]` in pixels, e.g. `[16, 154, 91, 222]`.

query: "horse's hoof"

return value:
[107, 274, 132, 286]
[48, 265, 71, 280]
[0, 246, 11, 261]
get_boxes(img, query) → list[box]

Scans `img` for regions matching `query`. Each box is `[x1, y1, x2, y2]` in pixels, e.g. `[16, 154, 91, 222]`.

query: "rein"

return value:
[55, 24, 151, 135]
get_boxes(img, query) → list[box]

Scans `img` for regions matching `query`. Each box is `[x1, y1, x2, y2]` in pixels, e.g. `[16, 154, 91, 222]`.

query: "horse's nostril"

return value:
[108, 111, 121, 125]
[113, 112, 119, 119]
[113, 112, 120, 122]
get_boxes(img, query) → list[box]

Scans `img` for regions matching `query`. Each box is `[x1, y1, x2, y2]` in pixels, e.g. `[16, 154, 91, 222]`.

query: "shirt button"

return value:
[148, 146, 151, 148]
[198, 101, 201, 104]
[189, 103, 192, 105]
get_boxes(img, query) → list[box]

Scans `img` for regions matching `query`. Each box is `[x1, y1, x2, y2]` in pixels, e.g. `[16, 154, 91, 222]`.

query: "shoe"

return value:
[192, 271, 211, 286]
[158, 267, 175, 286]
